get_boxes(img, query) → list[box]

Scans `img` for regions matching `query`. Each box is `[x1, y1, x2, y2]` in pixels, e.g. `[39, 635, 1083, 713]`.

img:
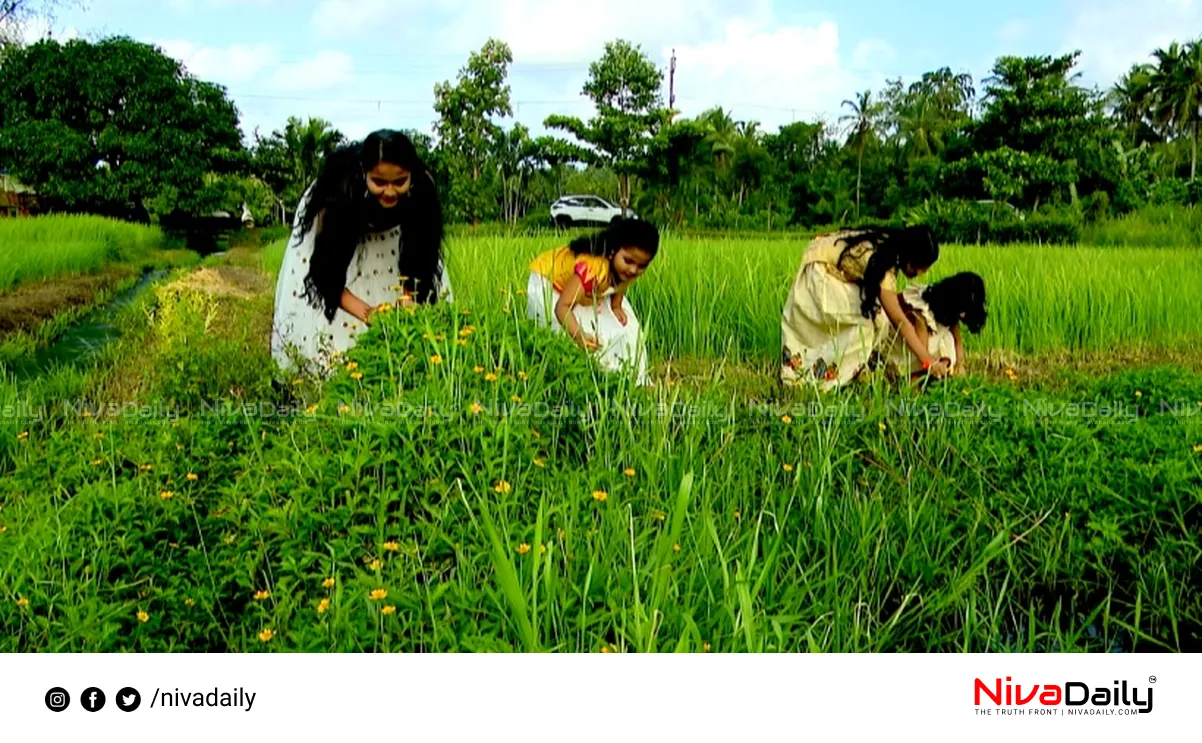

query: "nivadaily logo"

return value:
[974, 677, 1154, 716]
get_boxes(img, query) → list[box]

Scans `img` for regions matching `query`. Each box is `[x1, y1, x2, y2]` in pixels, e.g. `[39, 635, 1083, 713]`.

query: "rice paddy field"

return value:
[0, 215, 166, 291]
[0, 232, 1199, 653]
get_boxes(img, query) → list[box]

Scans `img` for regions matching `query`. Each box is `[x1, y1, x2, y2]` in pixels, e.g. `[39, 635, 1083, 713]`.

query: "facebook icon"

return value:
[81, 687, 106, 712]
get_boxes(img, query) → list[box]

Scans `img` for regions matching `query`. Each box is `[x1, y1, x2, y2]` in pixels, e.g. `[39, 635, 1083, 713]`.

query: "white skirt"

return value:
[526, 272, 650, 386]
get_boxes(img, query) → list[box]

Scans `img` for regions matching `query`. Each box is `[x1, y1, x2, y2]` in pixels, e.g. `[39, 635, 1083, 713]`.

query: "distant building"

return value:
[0, 171, 37, 217]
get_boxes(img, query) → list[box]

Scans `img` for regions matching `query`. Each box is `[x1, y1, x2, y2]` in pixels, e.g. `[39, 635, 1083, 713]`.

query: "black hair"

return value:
[297, 129, 444, 321]
[837, 225, 940, 319]
[568, 218, 660, 260]
[922, 271, 987, 334]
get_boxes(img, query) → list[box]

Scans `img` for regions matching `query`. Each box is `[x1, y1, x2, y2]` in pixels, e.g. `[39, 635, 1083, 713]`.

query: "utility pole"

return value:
[669, 49, 677, 120]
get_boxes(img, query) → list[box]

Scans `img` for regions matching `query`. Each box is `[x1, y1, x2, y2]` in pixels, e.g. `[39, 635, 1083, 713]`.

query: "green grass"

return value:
[0, 215, 166, 292]
[0, 236, 1198, 652]
[447, 236, 1202, 359]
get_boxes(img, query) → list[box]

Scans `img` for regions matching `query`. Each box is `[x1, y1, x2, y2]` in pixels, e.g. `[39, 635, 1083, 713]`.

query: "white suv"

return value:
[550, 195, 636, 227]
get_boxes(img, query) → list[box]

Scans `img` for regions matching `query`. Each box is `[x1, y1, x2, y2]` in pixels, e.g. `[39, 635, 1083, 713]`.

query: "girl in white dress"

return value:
[526, 219, 658, 386]
[271, 130, 452, 375]
[879, 272, 987, 381]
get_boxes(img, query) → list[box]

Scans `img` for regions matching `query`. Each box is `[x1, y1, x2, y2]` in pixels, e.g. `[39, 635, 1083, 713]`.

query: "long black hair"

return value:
[298, 130, 444, 321]
[568, 218, 660, 260]
[923, 271, 987, 333]
[837, 225, 940, 319]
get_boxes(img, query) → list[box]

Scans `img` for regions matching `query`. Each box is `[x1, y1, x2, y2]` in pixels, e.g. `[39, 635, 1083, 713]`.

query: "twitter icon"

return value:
[116, 687, 141, 712]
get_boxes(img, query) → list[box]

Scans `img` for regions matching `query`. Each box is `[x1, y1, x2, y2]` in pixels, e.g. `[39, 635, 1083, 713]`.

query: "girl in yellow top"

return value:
[527, 218, 659, 385]
[780, 225, 945, 390]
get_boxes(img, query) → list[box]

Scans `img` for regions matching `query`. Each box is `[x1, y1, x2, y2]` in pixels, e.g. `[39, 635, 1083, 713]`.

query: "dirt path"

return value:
[0, 266, 139, 339]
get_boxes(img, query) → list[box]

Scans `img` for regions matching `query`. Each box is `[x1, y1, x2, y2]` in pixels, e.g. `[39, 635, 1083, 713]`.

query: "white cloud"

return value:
[267, 50, 355, 92]
[152, 39, 280, 84]
[311, 0, 407, 37]
[1062, 0, 1202, 87]
[669, 18, 890, 130]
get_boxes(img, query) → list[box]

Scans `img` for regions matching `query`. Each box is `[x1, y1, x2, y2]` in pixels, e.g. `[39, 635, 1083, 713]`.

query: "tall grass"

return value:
[1083, 204, 1202, 248]
[446, 235, 1202, 359]
[0, 215, 164, 292]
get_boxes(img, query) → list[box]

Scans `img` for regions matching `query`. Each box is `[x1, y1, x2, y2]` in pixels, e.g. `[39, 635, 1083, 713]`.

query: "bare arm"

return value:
[610, 282, 630, 325]
[880, 289, 949, 376]
[555, 274, 599, 350]
[341, 289, 374, 324]
[951, 324, 966, 374]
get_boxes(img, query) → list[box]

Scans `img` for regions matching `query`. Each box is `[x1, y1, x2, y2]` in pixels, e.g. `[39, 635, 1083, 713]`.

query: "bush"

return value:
[905, 199, 1081, 245]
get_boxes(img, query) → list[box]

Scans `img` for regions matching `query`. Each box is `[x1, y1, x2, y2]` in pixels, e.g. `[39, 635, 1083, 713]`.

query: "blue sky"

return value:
[27, 0, 1202, 142]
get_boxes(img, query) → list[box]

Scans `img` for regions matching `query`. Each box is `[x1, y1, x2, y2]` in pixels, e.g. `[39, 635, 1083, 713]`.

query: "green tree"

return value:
[434, 38, 513, 226]
[839, 90, 885, 219]
[1150, 40, 1202, 180]
[250, 116, 344, 208]
[0, 36, 244, 216]
[545, 39, 669, 215]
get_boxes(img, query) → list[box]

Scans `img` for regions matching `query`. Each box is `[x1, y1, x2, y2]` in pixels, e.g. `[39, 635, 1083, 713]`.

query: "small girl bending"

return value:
[526, 219, 658, 385]
[880, 271, 987, 380]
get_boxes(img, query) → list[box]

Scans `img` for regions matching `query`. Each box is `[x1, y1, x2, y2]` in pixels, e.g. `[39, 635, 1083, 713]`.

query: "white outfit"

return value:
[879, 284, 958, 377]
[271, 190, 453, 375]
[525, 272, 650, 386]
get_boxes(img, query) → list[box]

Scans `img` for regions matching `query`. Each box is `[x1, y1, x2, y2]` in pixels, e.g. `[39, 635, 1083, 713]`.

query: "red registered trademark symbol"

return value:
[1149, 676, 1157, 684]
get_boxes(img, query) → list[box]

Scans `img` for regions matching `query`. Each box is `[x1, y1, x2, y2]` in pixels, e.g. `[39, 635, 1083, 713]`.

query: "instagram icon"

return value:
[45, 687, 70, 712]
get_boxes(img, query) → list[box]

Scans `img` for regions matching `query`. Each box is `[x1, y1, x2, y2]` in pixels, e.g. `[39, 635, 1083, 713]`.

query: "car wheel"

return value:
[555, 215, 573, 229]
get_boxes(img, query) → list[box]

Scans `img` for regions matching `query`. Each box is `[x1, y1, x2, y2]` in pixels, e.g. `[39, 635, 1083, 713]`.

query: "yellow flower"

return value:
[430, 354, 443, 365]
[516, 543, 531, 554]
[781, 415, 792, 424]
[317, 598, 330, 614]
[456, 338, 468, 347]
[345, 361, 359, 372]
[1135, 390, 1143, 398]
[703, 642, 711, 652]
[253, 590, 270, 601]
[734, 510, 742, 520]
[322, 577, 335, 589]
[517, 371, 528, 381]
[600, 645, 612, 654]
[185, 472, 199, 481]
[137, 610, 149, 623]
[494, 480, 512, 494]
[16, 597, 29, 608]
[592, 490, 608, 502]
[533, 458, 545, 468]
[139, 464, 153, 472]
[375, 302, 392, 314]
[82, 410, 92, 418]
[92, 458, 103, 466]
[672, 543, 681, 552]
[473, 365, 484, 374]
[623, 468, 636, 477]
[459, 326, 474, 337]
[259, 629, 274, 642]
[484, 372, 498, 382]
[383, 541, 400, 552]
[783, 463, 794, 472]
[94, 432, 104, 439]
[369, 589, 388, 601]
[381, 605, 397, 615]
[1193, 444, 1202, 453]
[184, 598, 195, 607]
[650, 510, 666, 521]
[370, 559, 382, 571]
[539, 543, 547, 555]
[17, 431, 28, 441]
[350, 372, 363, 380]
[878, 422, 887, 432]
[512, 395, 523, 403]
[0, 525, 7, 534]
[470, 402, 484, 415]
[291, 377, 304, 386]
[159, 490, 174, 501]
[435, 334, 445, 341]
[305, 404, 318, 415]
[338, 404, 351, 415]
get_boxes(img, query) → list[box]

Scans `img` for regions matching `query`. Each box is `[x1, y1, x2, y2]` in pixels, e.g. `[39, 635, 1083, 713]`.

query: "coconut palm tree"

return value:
[282, 117, 345, 192]
[1150, 41, 1202, 180]
[839, 90, 885, 219]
